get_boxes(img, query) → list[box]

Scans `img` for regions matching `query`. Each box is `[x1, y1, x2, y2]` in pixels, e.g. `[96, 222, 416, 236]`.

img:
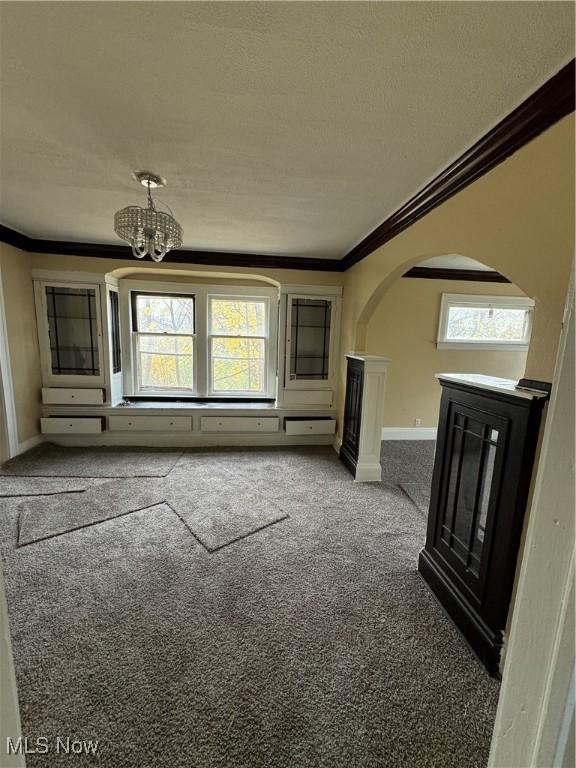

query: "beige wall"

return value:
[339, 114, 575, 435]
[366, 277, 528, 428]
[1, 248, 343, 451]
[29, 253, 345, 289]
[0, 243, 41, 445]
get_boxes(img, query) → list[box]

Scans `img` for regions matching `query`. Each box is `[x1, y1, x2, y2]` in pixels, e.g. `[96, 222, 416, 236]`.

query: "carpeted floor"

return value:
[0, 441, 499, 768]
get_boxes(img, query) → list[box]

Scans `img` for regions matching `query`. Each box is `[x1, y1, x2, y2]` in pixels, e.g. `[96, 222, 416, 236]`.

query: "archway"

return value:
[360, 254, 532, 438]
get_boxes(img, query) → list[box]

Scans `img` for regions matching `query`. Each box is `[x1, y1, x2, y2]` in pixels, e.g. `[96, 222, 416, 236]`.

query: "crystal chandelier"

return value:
[114, 171, 183, 262]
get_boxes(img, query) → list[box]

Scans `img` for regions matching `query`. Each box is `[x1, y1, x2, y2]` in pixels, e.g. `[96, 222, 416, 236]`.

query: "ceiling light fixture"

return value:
[114, 171, 183, 262]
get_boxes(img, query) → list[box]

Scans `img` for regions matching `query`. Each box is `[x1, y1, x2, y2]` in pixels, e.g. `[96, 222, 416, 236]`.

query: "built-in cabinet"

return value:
[418, 373, 548, 676]
[35, 280, 105, 386]
[278, 285, 341, 409]
[34, 273, 342, 444]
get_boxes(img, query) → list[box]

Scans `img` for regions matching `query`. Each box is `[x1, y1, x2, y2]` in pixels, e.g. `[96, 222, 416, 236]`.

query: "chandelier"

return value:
[114, 171, 183, 262]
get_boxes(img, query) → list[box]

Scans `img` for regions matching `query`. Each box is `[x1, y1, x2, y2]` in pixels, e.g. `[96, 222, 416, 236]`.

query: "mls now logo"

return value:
[6, 736, 99, 755]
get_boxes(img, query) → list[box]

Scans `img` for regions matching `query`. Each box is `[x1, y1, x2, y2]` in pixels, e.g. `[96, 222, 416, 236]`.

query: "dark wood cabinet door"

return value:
[432, 401, 509, 605]
[340, 357, 364, 474]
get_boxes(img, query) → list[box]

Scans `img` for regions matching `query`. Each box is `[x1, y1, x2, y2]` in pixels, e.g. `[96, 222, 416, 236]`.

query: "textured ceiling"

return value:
[0, 2, 573, 259]
[416, 256, 492, 271]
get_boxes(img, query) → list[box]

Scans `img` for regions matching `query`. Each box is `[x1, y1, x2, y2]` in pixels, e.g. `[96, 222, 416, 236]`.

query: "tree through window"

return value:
[209, 298, 267, 393]
[133, 293, 195, 391]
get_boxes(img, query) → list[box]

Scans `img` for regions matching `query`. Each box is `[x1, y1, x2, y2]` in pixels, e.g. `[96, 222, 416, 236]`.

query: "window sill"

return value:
[436, 342, 529, 352]
[117, 400, 277, 410]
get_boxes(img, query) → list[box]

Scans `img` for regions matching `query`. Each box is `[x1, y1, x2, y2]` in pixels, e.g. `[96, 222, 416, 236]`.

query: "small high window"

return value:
[437, 294, 534, 350]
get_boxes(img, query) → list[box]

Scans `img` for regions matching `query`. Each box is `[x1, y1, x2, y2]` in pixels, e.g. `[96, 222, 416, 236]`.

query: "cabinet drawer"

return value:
[41, 417, 103, 435]
[42, 387, 105, 405]
[285, 419, 336, 436]
[200, 417, 279, 433]
[108, 415, 192, 432]
[283, 390, 333, 407]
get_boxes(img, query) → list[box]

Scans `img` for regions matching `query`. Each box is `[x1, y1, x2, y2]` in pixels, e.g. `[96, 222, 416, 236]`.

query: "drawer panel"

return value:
[201, 417, 279, 433]
[283, 390, 333, 407]
[42, 387, 105, 405]
[108, 415, 192, 432]
[41, 417, 103, 435]
[285, 419, 336, 436]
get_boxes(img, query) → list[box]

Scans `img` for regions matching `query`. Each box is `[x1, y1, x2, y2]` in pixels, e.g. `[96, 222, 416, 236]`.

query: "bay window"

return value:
[121, 281, 277, 399]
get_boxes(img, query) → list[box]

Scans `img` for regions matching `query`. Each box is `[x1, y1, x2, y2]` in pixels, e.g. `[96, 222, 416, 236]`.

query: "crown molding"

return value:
[1, 59, 573, 274]
[0, 225, 342, 272]
[342, 59, 575, 270]
[403, 267, 510, 283]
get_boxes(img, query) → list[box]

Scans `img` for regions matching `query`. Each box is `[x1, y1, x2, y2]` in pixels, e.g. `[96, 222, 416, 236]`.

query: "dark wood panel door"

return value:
[340, 357, 364, 475]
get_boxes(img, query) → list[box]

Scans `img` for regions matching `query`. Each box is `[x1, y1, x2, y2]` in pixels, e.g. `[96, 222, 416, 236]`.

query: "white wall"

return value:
[488, 278, 575, 768]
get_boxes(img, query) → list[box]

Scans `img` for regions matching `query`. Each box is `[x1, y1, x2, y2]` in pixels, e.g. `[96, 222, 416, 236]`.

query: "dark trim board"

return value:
[0, 225, 342, 272]
[516, 378, 553, 395]
[1, 59, 573, 273]
[403, 267, 510, 283]
[341, 59, 575, 269]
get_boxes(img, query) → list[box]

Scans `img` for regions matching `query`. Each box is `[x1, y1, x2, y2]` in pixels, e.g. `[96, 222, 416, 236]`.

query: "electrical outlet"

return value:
[414, 418, 422, 427]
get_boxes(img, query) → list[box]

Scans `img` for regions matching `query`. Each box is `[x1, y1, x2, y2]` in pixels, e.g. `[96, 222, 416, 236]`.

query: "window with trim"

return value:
[208, 297, 268, 394]
[125, 282, 277, 398]
[132, 292, 195, 392]
[437, 294, 534, 350]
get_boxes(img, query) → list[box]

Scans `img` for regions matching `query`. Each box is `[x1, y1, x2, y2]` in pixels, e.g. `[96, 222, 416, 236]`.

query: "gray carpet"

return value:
[17, 479, 166, 546]
[399, 483, 432, 517]
[380, 440, 436, 484]
[0, 443, 182, 477]
[0, 476, 89, 497]
[0, 442, 499, 768]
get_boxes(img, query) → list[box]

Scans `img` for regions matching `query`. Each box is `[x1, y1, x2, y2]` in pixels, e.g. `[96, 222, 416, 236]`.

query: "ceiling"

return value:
[416, 256, 492, 271]
[0, 2, 573, 261]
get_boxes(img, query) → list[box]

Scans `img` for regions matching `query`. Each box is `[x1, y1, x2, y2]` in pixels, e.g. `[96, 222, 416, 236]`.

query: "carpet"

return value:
[380, 440, 436, 484]
[17, 479, 165, 546]
[0, 476, 89, 497]
[1, 443, 500, 768]
[399, 482, 432, 517]
[169, 492, 289, 552]
[0, 443, 182, 477]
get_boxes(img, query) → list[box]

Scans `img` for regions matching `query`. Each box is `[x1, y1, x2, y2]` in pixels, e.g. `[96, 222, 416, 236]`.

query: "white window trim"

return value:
[437, 293, 534, 351]
[207, 294, 275, 398]
[34, 279, 106, 387]
[284, 293, 340, 389]
[119, 280, 278, 399]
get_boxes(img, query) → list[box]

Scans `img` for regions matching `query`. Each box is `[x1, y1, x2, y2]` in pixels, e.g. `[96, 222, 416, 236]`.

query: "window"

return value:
[132, 292, 195, 392]
[438, 294, 534, 350]
[209, 297, 268, 395]
[124, 282, 277, 398]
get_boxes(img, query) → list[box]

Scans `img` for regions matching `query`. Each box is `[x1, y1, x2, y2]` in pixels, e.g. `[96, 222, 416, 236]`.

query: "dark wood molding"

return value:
[516, 378, 552, 395]
[342, 59, 576, 270]
[1, 60, 573, 274]
[0, 224, 342, 272]
[403, 267, 510, 283]
[0, 224, 33, 251]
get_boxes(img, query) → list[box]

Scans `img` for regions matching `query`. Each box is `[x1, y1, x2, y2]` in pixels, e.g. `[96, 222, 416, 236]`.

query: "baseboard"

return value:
[13, 434, 44, 457]
[381, 427, 437, 441]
